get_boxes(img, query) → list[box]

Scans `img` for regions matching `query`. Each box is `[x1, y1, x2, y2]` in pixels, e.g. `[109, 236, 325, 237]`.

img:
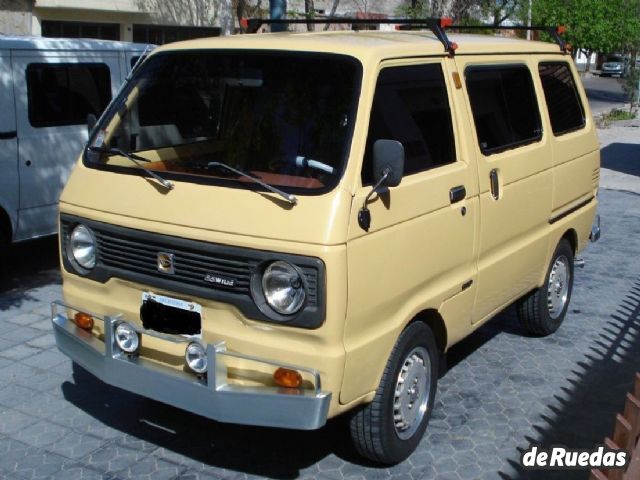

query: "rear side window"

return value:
[362, 63, 456, 185]
[538, 62, 585, 135]
[26, 63, 112, 127]
[466, 65, 542, 155]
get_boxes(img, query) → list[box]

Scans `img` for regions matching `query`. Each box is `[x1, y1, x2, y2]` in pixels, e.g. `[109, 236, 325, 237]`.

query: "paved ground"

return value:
[0, 97, 638, 479]
[582, 73, 628, 116]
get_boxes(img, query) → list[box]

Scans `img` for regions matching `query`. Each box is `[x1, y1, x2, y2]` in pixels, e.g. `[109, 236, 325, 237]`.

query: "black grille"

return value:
[96, 229, 257, 294]
[60, 215, 324, 328]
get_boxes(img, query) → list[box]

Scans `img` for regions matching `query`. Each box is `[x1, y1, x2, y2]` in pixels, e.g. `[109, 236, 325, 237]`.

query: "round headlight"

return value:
[115, 322, 139, 353]
[69, 224, 96, 269]
[261, 261, 306, 315]
[185, 342, 207, 374]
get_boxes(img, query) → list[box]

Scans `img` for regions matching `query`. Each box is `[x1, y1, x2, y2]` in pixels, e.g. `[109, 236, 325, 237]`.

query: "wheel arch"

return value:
[410, 308, 447, 354]
[0, 205, 13, 244]
[561, 228, 578, 255]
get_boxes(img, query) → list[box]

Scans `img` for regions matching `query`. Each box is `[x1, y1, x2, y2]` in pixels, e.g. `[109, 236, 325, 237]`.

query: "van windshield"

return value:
[85, 51, 361, 194]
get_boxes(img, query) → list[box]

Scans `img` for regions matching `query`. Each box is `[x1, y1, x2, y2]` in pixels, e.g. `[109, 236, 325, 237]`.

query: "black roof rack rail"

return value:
[243, 17, 457, 55]
[242, 17, 569, 54]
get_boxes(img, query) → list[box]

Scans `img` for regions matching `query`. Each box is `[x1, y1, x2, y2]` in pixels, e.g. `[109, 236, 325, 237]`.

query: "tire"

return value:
[517, 238, 574, 336]
[349, 322, 438, 465]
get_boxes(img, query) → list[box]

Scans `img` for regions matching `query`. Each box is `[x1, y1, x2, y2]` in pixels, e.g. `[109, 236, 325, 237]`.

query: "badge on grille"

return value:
[204, 273, 235, 288]
[157, 252, 175, 274]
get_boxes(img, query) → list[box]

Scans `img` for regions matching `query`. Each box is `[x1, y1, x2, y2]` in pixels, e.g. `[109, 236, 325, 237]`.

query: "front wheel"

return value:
[517, 238, 574, 336]
[349, 322, 438, 464]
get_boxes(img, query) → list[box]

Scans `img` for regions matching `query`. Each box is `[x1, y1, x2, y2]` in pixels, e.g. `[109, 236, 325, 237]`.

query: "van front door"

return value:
[455, 58, 554, 324]
[0, 51, 18, 243]
[341, 59, 479, 404]
[11, 51, 121, 240]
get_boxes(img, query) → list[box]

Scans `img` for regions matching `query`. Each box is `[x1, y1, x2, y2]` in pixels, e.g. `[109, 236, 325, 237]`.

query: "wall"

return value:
[0, 0, 33, 35]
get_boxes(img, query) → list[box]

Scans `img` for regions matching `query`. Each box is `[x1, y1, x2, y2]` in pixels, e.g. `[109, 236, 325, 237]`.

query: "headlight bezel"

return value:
[260, 260, 308, 316]
[250, 260, 311, 322]
[65, 223, 98, 274]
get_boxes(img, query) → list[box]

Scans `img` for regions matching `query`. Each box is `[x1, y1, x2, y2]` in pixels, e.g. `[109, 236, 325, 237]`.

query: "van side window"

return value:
[26, 63, 112, 128]
[361, 64, 456, 185]
[465, 65, 542, 155]
[538, 62, 586, 136]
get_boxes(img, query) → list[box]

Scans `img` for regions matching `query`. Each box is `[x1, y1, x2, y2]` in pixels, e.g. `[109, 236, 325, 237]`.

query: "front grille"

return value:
[96, 229, 256, 294]
[60, 215, 325, 328]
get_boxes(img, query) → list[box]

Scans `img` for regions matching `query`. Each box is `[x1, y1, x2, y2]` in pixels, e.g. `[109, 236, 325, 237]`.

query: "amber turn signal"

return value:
[273, 367, 302, 388]
[74, 312, 94, 330]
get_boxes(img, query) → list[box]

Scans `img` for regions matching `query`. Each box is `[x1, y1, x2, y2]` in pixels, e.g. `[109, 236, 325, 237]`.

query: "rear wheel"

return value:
[517, 238, 574, 336]
[349, 322, 438, 464]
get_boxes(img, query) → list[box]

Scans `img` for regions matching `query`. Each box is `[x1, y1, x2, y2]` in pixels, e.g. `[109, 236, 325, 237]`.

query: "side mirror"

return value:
[373, 139, 404, 187]
[86, 113, 97, 136]
[358, 139, 405, 232]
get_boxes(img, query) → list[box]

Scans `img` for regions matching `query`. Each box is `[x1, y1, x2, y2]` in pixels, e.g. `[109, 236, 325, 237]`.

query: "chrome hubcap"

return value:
[393, 347, 431, 440]
[547, 255, 570, 319]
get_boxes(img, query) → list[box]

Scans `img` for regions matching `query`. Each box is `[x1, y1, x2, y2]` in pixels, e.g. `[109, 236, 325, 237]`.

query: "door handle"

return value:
[0, 131, 17, 140]
[449, 185, 466, 204]
[489, 169, 500, 200]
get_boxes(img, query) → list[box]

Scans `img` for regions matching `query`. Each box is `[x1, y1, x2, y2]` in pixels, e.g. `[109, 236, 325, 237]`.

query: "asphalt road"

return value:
[582, 73, 628, 115]
[0, 88, 637, 480]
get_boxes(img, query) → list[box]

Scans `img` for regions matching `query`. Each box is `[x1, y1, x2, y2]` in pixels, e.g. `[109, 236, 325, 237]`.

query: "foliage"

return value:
[599, 108, 636, 127]
[532, 0, 640, 57]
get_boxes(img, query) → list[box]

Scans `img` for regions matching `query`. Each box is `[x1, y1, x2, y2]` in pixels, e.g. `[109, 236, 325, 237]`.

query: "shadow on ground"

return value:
[0, 235, 61, 310]
[59, 307, 530, 478]
[585, 87, 627, 103]
[601, 143, 640, 178]
[499, 278, 640, 479]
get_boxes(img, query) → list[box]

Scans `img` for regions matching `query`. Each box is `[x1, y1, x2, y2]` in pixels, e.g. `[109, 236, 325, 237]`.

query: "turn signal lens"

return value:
[274, 367, 302, 388]
[74, 312, 94, 330]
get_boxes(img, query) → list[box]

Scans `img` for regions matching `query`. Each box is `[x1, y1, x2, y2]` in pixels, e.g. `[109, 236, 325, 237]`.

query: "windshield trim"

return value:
[83, 49, 363, 197]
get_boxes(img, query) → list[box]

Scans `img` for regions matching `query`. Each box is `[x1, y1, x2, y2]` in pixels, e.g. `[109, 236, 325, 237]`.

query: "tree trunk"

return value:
[305, 0, 315, 31]
[584, 50, 592, 74]
[323, 0, 340, 30]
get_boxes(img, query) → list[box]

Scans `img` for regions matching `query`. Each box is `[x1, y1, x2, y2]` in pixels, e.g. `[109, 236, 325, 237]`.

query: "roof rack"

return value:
[242, 17, 569, 55]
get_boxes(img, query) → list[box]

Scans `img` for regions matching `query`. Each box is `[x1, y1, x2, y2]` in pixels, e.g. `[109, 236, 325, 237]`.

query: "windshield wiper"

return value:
[207, 162, 297, 205]
[88, 146, 174, 191]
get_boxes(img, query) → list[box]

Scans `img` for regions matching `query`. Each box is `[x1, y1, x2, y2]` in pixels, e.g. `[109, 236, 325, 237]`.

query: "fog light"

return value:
[274, 367, 302, 388]
[185, 342, 207, 374]
[74, 312, 94, 330]
[114, 322, 139, 353]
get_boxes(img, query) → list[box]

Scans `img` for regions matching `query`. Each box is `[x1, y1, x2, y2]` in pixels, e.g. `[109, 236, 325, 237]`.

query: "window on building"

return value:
[538, 62, 586, 136]
[361, 63, 456, 185]
[41, 21, 120, 41]
[26, 63, 112, 128]
[466, 65, 542, 155]
[132, 25, 220, 45]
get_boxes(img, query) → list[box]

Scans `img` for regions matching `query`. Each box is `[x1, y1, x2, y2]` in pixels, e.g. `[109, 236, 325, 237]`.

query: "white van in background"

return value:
[0, 37, 151, 249]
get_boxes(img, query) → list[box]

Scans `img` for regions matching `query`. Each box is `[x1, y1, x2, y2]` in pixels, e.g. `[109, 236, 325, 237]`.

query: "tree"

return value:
[533, 0, 640, 73]
[478, 0, 522, 26]
[305, 0, 315, 31]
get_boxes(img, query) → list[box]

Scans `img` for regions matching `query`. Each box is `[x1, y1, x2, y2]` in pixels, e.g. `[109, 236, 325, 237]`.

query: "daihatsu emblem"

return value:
[157, 252, 175, 274]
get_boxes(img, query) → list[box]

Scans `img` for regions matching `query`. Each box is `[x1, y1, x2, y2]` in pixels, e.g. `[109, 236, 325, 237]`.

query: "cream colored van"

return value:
[51, 20, 601, 464]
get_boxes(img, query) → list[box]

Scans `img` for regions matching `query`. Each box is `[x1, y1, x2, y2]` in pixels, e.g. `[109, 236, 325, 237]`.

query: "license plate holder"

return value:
[140, 292, 202, 337]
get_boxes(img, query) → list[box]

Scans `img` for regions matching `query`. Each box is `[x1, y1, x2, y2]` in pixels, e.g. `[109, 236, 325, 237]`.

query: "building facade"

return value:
[1, 0, 404, 42]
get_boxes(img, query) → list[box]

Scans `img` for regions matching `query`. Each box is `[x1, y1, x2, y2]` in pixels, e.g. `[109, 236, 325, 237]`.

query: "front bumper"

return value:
[51, 301, 331, 430]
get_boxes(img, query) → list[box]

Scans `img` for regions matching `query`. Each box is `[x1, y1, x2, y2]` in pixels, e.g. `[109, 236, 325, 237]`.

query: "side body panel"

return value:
[0, 50, 18, 240]
[340, 57, 480, 405]
[11, 50, 122, 241]
[454, 55, 554, 325]
[536, 57, 599, 268]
